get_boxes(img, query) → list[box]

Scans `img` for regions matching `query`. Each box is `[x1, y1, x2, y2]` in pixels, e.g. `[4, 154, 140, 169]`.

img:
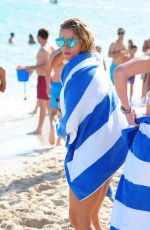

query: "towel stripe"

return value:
[66, 136, 127, 200]
[131, 128, 150, 162]
[67, 106, 126, 182]
[116, 175, 150, 212]
[111, 200, 150, 230]
[68, 87, 117, 149]
[123, 151, 150, 187]
[66, 67, 110, 144]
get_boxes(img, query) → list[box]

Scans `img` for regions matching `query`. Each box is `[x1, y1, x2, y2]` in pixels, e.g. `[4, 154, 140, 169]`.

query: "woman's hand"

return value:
[125, 109, 138, 125]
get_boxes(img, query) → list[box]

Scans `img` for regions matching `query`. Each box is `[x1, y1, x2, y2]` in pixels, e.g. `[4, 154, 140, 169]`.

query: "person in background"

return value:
[28, 34, 36, 44]
[56, 17, 128, 230]
[140, 38, 150, 103]
[108, 27, 129, 84]
[0, 67, 6, 93]
[46, 49, 64, 145]
[8, 32, 15, 44]
[95, 45, 106, 71]
[110, 54, 150, 230]
[128, 39, 133, 53]
[128, 45, 137, 102]
[25, 28, 54, 135]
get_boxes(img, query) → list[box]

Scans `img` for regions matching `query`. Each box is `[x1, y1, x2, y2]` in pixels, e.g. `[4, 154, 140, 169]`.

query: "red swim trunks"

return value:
[37, 75, 49, 100]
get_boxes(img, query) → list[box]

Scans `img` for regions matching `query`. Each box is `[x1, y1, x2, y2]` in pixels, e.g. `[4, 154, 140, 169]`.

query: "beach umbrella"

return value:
[16, 67, 29, 100]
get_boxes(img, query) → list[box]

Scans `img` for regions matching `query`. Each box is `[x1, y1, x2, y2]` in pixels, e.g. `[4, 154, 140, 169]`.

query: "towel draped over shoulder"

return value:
[57, 53, 128, 201]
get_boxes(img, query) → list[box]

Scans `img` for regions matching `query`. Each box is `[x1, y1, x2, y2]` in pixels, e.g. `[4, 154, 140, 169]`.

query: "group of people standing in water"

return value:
[1, 17, 150, 230]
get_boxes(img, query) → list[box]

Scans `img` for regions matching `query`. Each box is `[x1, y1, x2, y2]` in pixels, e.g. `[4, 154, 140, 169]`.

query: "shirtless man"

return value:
[26, 28, 54, 134]
[8, 32, 15, 44]
[46, 49, 64, 145]
[0, 67, 6, 93]
[108, 28, 128, 84]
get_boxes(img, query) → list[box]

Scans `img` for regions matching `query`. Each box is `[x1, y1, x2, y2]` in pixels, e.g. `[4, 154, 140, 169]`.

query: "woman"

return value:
[56, 18, 128, 230]
[110, 55, 150, 230]
[0, 67, 6, 93]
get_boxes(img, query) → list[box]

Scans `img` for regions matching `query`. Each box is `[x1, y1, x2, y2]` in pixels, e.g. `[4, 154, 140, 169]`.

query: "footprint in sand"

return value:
[52, 199, 65, 206]
[34, 183, 52, 192]
[21, 216, 50, 228]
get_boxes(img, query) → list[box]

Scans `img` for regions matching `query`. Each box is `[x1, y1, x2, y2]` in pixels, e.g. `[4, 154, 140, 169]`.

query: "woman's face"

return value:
[59, 28, 82, 61]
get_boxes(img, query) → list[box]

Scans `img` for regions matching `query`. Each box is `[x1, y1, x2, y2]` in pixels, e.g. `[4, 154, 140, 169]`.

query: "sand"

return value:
[0, 144, 122, 230]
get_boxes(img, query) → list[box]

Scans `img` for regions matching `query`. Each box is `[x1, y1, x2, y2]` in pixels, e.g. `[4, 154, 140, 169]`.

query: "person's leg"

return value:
[69, 179, 111, 230]
[29, 99, 47, 134]
[129, 84, 134, 102]
[146, 91, 150, 115]
[49, 108, 58, 145]
[92, 178, 111, 230]
[141, 74, 147, 101]
[131, 84, 134, 101]
[49, 83, 62, 145]
[29, 99, 39, 115]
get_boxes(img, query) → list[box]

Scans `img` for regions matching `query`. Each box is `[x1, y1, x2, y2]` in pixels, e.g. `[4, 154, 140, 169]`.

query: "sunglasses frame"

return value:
[55, 37, 81, 48]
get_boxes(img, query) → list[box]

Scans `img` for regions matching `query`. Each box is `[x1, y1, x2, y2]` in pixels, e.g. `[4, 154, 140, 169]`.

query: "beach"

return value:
[0, 88, 146, 229]
[0, 143, 120, 230]
[0, 0, 149, 229]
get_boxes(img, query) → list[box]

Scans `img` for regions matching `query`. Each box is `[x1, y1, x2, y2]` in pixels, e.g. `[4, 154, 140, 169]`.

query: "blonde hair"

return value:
[60, 18, 95, 53]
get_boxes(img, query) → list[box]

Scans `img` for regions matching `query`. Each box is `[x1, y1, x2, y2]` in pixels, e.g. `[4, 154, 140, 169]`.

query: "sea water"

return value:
[0, 0, 149, 157]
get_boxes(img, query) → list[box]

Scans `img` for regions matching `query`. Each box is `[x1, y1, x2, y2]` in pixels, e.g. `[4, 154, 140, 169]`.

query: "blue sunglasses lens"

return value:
[67, 38, 77, 48]
[55, 38, 80, 48]
[55, 38, 64, 47]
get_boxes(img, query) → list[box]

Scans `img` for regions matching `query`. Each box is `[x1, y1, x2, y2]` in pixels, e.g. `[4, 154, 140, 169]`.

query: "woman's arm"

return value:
[114, 55, 150, 124]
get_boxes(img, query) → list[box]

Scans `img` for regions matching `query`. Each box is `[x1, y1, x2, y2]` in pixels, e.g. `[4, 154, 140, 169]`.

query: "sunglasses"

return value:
[118, 32, 125, 35]
[55, 38, 80, 48]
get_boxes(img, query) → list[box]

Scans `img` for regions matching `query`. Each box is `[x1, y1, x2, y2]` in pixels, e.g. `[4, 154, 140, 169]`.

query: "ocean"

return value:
[0, 0, 149, 158]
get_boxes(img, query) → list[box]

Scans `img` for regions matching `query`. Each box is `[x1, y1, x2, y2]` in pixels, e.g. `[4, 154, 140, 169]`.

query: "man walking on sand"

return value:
[26, 28, 54, 135]
[108, 27, 129, 84]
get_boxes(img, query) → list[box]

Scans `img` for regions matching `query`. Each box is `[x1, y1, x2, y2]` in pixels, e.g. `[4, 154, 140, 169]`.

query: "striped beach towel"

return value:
[57, 53, 128, 201]
[110, 116, 150, 230]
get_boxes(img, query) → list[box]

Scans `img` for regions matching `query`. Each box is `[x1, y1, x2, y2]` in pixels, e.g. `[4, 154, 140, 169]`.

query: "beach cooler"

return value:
[17, 68, 29, 82]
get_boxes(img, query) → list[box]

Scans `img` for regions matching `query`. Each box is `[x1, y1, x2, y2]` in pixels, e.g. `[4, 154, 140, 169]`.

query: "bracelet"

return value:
[120, 105, 132, 114]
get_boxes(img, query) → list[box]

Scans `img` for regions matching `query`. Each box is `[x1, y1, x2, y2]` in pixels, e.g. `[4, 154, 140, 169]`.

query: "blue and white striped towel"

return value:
[57, 53, 128, 200]
[110, 116, 150, 230]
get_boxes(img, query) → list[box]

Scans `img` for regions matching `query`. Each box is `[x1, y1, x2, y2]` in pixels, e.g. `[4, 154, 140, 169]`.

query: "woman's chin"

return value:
[63, 53, 72, 61]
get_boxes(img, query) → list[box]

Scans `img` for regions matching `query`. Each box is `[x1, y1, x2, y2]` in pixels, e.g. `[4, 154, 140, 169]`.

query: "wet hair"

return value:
[131, 45, 137, 50]
[59, 18, 95, 53]
[10, 32, 14, 37]
[95, 45, 101, 53]
[117, 27, 125, 35]
[37, 28, 49, 39]
[128, 39, 133, 45]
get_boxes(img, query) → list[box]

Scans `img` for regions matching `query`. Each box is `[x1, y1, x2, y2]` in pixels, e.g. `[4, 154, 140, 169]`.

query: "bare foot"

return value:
[49, 127, 55, 145]
[27, 130, 41, 135]
[28, 111, 37, 115]
[56, 137, 61, 146]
